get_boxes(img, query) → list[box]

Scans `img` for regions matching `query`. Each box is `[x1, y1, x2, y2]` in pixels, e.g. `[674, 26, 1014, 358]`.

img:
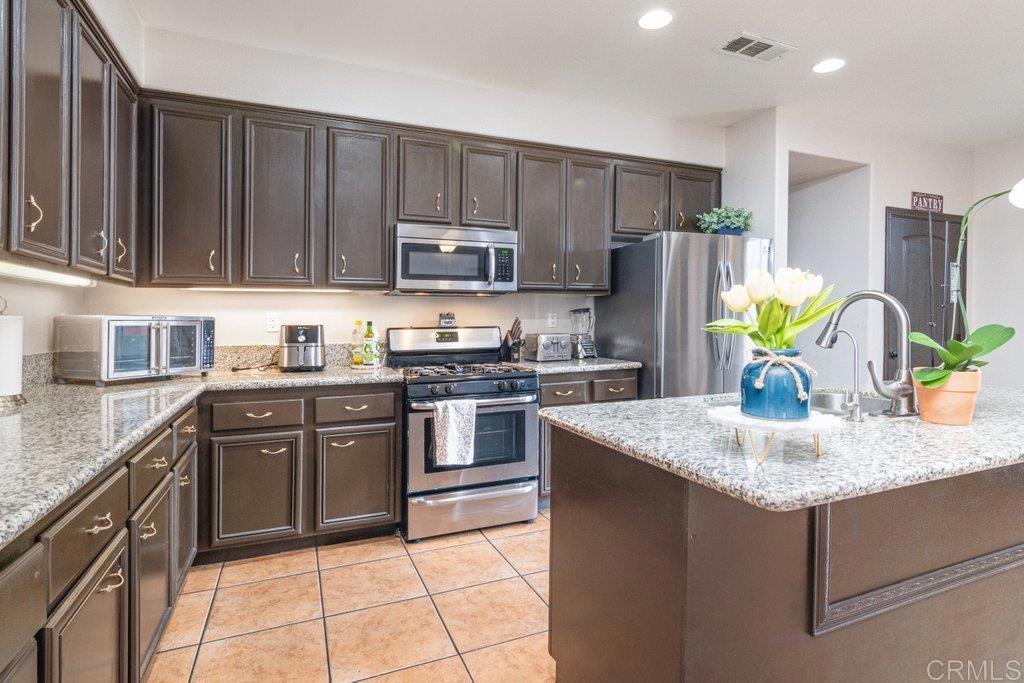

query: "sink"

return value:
[809, 390, 890, 416]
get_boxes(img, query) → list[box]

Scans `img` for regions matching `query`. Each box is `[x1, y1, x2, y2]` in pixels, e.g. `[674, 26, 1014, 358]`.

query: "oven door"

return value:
[106, 320, 162, 380]
[407, 395, 539, 493]
[395, 237, 497, 293]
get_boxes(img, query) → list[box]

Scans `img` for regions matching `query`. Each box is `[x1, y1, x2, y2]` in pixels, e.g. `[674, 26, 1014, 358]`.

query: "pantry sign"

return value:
[912, 192, 944, 212]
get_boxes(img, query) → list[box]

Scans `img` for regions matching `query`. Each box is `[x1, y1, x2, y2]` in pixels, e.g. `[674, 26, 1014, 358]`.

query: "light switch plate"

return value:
[547, 313, 558, 328]
[265, 312, 280, 332]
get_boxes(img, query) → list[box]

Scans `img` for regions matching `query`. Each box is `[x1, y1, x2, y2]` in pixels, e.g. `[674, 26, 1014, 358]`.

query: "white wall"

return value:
[0, 279, 88, 355]
[83, 0, 145, 80]
[722, 110, 780, 246]
[970, 136, 1024, 387]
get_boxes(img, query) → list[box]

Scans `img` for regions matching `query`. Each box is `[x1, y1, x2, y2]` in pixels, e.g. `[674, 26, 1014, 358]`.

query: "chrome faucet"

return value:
[824, 329, 863, 421]
[815, 290, 917, 417]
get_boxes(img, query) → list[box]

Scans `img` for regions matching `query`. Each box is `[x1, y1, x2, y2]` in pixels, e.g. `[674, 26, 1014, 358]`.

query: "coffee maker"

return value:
[569, 307, 597, 359]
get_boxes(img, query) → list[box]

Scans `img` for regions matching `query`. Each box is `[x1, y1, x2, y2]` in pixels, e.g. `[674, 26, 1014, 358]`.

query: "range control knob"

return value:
[511, 379, 524, 391]
[542, 340, 551, 350]
[444, 383, 455, 395]
[430, 385, 442, 396]
[497, 380, 510, 391]
[558, 339, 568, 349]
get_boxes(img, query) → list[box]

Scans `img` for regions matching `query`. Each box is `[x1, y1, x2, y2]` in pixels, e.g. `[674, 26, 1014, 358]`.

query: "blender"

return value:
[569, 307, 597, 359]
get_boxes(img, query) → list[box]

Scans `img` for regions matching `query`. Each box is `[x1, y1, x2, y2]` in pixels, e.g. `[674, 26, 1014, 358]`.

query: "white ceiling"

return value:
[128, 0, 1024, 148]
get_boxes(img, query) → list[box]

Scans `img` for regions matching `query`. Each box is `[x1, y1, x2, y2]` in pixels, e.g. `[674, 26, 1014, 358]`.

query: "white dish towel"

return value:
[433, 399, 477, 466]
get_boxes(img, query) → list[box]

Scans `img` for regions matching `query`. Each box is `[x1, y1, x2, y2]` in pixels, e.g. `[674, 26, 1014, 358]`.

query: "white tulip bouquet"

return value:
[704, 268, 845, 350]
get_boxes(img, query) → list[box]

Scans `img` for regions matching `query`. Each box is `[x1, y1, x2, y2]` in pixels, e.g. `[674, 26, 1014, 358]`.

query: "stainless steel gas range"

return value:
[387, 326, 540, 541]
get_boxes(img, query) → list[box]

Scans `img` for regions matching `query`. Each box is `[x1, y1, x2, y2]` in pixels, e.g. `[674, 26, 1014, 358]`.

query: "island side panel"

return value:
[549, 426, 689, 683]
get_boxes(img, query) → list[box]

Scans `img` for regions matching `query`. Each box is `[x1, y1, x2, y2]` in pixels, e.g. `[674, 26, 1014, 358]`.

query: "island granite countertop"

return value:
[510, 357, 641, 375]
[539, 386, 1024, 512]
[0, 366, 402, 551]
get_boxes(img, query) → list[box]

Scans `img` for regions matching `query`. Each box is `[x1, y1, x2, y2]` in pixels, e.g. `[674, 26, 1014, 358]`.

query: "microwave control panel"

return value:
[201, 319, 216, 370]
[495, 248, 515, 283]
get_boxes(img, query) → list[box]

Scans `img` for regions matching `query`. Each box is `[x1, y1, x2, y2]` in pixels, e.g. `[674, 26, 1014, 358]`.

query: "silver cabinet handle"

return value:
[84, 512, 113, 535]
[435, 192, 442, 212]
[97, 567, 124, 593]
[608, 387, 625, 393]
[179, 474, 191, 487]
[551, 263, 557, 281]
[340, 254, 347, 275]
[678, 210, 684, 229]
[472, 196, 479, 215]
[116, 237, 127, 262]
[574, 264, 582, 282]
[554, 390, 574, 396]
[26, 195, 44, 232]
[245, 411, 273, 419]
[182, 425, 197, 434]
[330, 440, 355, 449]
[652, 209, 659, 228]
[140, 522, 157, 540]
[260, 447, 287, 455]
[293, 252, 300, 274]
[147, 456, 168, 469]
[344, 404, 369, 412]
[97, 231, 108, 256]
[208, 249, 216, 272]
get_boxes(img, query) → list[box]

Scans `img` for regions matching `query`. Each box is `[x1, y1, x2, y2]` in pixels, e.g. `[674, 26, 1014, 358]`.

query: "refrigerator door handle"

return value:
[723, 261, 738, 369]
[710, 261, 725, 371]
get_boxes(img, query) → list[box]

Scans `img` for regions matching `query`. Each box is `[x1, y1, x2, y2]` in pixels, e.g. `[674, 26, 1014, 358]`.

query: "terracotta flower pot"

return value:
[913, 368, 982, 426]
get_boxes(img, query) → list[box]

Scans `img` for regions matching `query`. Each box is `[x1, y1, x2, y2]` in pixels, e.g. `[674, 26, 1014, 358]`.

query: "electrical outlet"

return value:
[547, 313, 558, 328]
[265, 312, 280, 332]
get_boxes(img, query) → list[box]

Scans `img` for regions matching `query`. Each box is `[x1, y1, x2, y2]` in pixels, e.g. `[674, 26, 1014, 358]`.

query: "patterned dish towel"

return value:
[433, 399, 477, 466]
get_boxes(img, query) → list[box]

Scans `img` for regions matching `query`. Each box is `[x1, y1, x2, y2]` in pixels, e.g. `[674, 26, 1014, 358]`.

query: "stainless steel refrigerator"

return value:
[595, 232, 773, 398]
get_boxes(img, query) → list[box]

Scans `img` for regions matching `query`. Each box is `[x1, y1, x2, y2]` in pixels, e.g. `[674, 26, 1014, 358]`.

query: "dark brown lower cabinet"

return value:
[42, 529, 130, 683]
[210, 431, 304, 547]
[314, 422, 397, 531]
[0, 642, 36, 683]
[173, 443, 198, 593]
[129, 474, 174, 683]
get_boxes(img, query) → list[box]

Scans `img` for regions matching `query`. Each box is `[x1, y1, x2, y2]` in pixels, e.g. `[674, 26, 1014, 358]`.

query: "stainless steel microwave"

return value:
[55, 315, 215, 385]
[393, 223, 517, 294]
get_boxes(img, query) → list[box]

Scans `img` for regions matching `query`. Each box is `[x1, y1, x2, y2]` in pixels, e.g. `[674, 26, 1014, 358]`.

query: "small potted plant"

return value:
[697, 206, 753, 235]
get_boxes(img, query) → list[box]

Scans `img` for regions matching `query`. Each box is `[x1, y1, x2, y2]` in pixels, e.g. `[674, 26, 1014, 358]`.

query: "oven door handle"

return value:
[408, 481, 538, 507]
[408, 394, 537, 411]
[486, 244, 496, 287]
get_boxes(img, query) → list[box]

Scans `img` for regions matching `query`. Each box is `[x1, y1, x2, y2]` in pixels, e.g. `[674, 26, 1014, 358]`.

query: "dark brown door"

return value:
[517, 150, 566, 290]
[109, 72, 136, 282]
[42, 530, 129, 683]
[315, 423, 397, 531]
[129, 475, 173, 682]
[173, 443, 197, 594]
[566, 157, 612, 291]
[398, 135, 455, 223]
[69, 16, 111, 275]
[1, 642, 37, 683]
[670, 168, 721, 232]
[462, 143, 515, 228]
[884, 207, 966, 377]
[150, 102, 233, 284]
[9, 0, 72, 265]
[242, 116, 316, 285]
[614, 164, 665, 235]
[0, 0, 7, 252]
[327, 124, 392, 287]
[210, 431, 303, 547]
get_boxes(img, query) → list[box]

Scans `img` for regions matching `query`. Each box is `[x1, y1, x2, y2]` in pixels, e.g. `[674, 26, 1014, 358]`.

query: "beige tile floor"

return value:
[149, 508, 554, 683]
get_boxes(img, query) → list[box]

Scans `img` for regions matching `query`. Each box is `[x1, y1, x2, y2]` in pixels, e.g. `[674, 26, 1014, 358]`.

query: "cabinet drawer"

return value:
[128, 429, 174, 509]
[592, 377, 638, 402]
[212, 399, 304, 431]
[40, 468, 129, 604]
[172, 405, 198, 458]
[0, 544, 47, 669]
[541, 381, 590, 407]
[315, 393, 394, 424]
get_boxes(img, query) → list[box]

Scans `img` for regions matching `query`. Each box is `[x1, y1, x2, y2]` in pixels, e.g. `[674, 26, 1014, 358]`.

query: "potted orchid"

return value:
[704, 268, 845, 420]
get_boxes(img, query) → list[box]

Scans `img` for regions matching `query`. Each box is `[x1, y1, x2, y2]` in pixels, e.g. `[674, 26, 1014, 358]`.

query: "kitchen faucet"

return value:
[815, 290, 917, 417]
[825, 329, 863, 422]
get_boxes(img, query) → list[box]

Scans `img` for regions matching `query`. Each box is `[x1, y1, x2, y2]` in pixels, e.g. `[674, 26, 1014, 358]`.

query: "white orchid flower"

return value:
[721, 284, 752, 313]
[744, 269, 775, 304]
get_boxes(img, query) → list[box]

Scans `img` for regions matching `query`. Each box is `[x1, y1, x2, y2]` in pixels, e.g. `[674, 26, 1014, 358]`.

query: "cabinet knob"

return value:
[116, 237, 127, 263]
[472, 196, 479, 215]
[140, 522, 158, 540]
[97, 231, 108, 257]
[25, 195, 44, 232]
[678, 210, 684, 229]
[260, 447, 288, 455]
[208, 249, 216, 272]
[147, 456, 168, 469]
[652, 209, 659, 228]
[96, 566, 125, 593]
[330, 440, 356, 449]
[340, 253, 347, 275]
[179, 474, 191, 487]
[574, 264, 582, 282]
[293, 252, 301, 274]
[344, 404, 369, 412]
[608, 387, 625, 393]
[435, 192, 442, 213]
[551, 263, 557, 281]
[555, 390, 574, 396]
[245, 411, 273, 419]
[83, 512, 114, 535]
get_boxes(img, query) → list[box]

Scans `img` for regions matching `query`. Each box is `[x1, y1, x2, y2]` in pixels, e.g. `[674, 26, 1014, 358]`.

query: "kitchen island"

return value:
[540, 388, 1024, 683]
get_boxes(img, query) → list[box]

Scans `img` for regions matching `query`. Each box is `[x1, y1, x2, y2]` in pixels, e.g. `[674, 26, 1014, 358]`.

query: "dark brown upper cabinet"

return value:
[150, 102, 234, 285]
[461, 142, 515, 228]
[109, 73, 137, 282]
[566, 157, 612, 291]
[241, 116, 316, 286]
[314, 423, 398, 531]
[615, 164, 666, 236]
[0, 0, 8, 253]
[327, 123, 393, 287]
[670, 167, 721, 232]
[398, 135, 456, 223]
[69, 16, 111, 275]
[129, 475, 174, 682]
[8, 0, 72, 265]
[517, 150, 566, 290]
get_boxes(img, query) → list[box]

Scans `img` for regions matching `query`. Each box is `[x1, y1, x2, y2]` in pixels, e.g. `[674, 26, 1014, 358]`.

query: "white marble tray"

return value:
[707, 405, 844, 463]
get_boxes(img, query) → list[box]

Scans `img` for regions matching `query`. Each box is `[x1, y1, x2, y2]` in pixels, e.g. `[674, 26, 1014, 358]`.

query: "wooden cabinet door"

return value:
[462, 143, 515, 228]
[173, 443, 198, 594]
[150, 102, 234, 284]
[69, 16, 111, 275]
[242, 116, 316, 285]
[9, 0, 72, 265]
[566, 157, 612, 291]
[670, 168, 720, 232]
[42, 530, 129, 683]
[210, 431, 303, 547]
[129, 475, 174, 682]
[517, 151, 566, 290]
[398, 135, 455, 223]
[327, 124, 392, 287]
[0, 641, 37, 683]
[615, 164, 665, 235]
[314, 423, 397, 531]
[109, 73, 137, 282]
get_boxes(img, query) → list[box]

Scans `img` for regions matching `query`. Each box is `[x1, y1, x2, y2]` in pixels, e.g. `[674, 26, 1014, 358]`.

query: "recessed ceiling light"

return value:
[812, 58, 846, 74]
[638, 9, 673, 30]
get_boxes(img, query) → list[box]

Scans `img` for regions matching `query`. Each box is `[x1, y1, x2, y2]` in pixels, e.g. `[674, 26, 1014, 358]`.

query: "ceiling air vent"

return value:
[719, 32, 796, 63]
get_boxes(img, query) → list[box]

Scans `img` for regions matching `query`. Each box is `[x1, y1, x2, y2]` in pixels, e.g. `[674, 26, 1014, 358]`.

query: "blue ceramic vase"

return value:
[740, 348, 811, 420]
[716, 227, 744, 235]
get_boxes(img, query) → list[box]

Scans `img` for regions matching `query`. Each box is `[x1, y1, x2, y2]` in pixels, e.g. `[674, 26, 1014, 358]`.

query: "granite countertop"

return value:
[540, 386, 1024, 512]
[0, 366, 402, 550]
[510, 357, 641, 375]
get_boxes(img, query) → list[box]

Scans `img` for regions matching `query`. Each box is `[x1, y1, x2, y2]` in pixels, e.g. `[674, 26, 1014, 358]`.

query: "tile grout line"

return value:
[315, 547, 334, 683]
[186, 562, 222, 683]
[485, 531, 552, 609]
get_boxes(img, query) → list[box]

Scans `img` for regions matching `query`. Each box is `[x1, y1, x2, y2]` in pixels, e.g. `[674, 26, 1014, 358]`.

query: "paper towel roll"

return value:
[0, 316, 24, 398]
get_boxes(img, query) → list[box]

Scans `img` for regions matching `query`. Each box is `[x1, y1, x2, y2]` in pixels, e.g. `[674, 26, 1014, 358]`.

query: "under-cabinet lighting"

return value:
[638, 8, 674, 30]
[812, 58, 846, 74]
[0, 261, 96, 287]
[186, 287, 353, 293]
